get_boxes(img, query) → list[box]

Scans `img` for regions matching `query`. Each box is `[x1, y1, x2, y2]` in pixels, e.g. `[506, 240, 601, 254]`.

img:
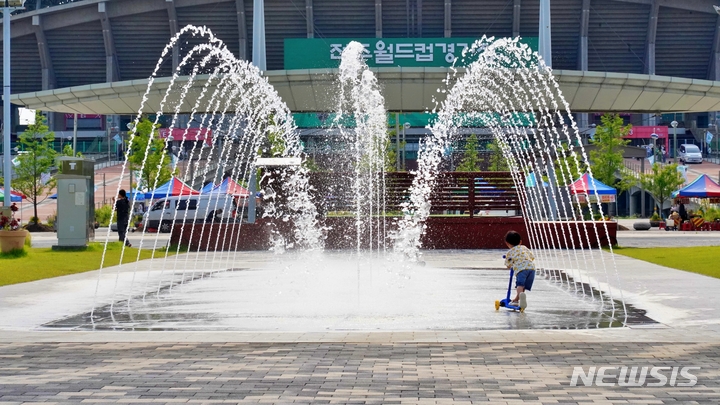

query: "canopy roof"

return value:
[145, 177, 200, 199]
[0, 188, 26, 203]
[570, 173, 617, 196]
[675, 174, 720, 198]
[13, 70, 720, 114]
[203, 177, 250, 197]
[200, 182, 214, 193]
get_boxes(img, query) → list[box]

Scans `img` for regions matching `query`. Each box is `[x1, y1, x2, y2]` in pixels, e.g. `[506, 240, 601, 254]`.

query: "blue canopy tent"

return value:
[570, 173, 617, 203]
[203, 177, 250, 197]
[200, 182, 215, 193]
[525, 172, 548, 188]
[672, 174, 720, 199]
[0, 188, 25, 203]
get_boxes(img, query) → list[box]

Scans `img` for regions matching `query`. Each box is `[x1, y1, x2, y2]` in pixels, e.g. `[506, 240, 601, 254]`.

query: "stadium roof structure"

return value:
[12, 68, 720, 114]
[6, 0, 720, 114]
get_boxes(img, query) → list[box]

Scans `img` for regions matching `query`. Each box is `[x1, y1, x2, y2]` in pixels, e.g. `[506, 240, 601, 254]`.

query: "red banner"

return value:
[625, 126, 668, 139]
[158, 128, 212, 144]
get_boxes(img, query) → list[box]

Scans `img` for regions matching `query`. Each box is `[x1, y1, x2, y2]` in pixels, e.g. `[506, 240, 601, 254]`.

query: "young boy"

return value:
[504, 230, 536, 310]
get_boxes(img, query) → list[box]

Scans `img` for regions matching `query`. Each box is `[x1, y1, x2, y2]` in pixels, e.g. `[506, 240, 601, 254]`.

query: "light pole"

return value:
[671, 120, 678, 162]
[2, 1, 25, 207]
[402, 122, 410, 170]
[650, 132, 659, 163]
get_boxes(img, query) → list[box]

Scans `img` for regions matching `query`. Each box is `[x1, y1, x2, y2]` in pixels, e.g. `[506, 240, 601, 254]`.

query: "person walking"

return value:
[115, 189, 132, 247]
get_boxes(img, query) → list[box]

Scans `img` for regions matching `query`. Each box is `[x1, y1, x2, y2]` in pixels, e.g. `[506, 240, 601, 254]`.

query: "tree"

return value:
[589, 113, 635, 193]
[61, 144, 82, 158]
[457, 134, 480, 172]
[553, 143, 586, 186]
[640, 163, 684, 218]
[127, 118, 174, 191]
[14, 111, 58, 222]
[483, 139, 509, 172]
[383, 130, 398, 173]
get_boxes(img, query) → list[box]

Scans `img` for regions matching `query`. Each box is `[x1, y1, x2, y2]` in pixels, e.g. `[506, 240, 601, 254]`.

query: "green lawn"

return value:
[613, 246, 720, 279]
[0, 243, 176, 287]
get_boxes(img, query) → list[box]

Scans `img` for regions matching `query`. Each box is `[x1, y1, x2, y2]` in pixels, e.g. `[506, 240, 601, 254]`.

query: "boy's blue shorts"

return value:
[515, 270, 535, 291]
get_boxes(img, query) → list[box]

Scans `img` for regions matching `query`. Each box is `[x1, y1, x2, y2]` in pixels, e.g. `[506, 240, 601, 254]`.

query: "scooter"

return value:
[495, 256, 524, 312]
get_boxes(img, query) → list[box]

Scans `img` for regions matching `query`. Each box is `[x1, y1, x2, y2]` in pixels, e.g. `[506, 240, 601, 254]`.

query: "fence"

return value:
[302, 171, 522, 217]
[0, 138, 111, 156]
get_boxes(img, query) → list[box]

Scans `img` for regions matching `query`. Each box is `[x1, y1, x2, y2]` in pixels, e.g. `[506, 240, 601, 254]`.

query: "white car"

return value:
[678, 144, 703, 164]
[144, 194, 239, 233]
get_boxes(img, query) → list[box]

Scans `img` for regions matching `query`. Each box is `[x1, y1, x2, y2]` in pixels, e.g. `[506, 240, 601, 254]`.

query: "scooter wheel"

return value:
[494, 300, 500, 311]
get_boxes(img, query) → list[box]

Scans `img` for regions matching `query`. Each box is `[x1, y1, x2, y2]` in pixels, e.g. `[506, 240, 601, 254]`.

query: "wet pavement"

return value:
[2, 250, 720, 404]
[45, 265, 650, 331]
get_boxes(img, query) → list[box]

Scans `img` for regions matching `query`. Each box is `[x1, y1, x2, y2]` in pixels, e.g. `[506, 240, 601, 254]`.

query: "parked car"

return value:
[678, 144, 703, 164]
[144, 194, 257, 233]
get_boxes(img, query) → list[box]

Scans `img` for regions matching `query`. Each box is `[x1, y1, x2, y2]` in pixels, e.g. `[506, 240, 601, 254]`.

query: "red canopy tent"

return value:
[673, 174, 720, 204]
[144, 177, 200, 199]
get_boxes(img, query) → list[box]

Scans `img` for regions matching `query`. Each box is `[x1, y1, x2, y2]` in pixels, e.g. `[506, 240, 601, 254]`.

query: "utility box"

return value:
[54, 157, 96, 250]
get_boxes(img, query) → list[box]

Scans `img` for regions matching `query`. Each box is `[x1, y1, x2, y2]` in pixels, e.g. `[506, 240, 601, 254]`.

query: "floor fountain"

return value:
[72, 28, 635, 331]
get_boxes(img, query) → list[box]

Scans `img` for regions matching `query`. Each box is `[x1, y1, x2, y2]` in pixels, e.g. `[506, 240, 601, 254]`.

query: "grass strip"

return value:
[0, 242, 176, 287]
[613, 246, 720, 279]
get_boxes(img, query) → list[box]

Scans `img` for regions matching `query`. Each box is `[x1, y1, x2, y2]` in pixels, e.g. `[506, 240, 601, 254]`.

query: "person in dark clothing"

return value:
[115, 189, 132, 247]
[206, 208, 223, 223]
[678, 201, 688, 222]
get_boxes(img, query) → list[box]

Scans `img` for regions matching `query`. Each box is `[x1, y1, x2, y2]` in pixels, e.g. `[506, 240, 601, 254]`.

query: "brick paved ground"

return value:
[0, 341, 718, 404]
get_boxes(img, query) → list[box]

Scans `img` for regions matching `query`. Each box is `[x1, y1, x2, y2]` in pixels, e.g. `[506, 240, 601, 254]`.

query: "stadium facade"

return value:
[2, 0, 720, 154]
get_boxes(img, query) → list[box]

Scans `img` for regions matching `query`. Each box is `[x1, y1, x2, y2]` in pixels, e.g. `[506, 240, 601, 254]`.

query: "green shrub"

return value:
[95, 205, 113, 227]
[46, 211, 56, 228]
[650, 212, 661, 221]
[703, 206, 720, 222]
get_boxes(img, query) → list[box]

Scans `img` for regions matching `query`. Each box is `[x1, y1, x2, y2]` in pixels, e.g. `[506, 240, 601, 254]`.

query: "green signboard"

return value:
[293, 112, 535, 129]
[285, 37, 538, 70]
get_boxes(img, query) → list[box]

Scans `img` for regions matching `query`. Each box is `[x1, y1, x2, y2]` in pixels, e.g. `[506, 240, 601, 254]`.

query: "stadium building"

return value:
[3, 0, 720, 167]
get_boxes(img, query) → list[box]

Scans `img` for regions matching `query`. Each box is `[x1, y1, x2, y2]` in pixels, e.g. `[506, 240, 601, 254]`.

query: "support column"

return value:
[644, 0, 659, 75]
[512, 0, 521, 38]
[416, 0, 422, 37]
[166, 0, 180, 71]
[640, 158, 646, 217]
[306, 0, 313, 38]
[98, 2, 120, 82]
[375, 0, 382, 38]
[3, 7, 12, 204]
[643, 1, 659, 129]
[31, 15, 55, 90]
[709, 14, 720, 81]
[443, 0, 451, 38]
[236, 0, 248, 60]
[539, 0, 551, 68]
[577, 0, 589, 130]
[252, 0, 266, 70]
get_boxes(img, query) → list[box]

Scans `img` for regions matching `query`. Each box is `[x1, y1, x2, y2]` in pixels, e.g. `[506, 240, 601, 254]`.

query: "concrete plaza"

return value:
[1, 247, 720, 404]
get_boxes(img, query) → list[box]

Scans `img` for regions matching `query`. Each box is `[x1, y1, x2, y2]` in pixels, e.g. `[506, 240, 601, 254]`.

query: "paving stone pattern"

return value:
[1, 342, 719, 404]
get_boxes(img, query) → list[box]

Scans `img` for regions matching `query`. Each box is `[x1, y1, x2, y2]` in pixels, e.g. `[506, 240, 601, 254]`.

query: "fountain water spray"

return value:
[394, 36, 625, 319]
[93, 25, 321, 320]
[334, 41, 389, 253]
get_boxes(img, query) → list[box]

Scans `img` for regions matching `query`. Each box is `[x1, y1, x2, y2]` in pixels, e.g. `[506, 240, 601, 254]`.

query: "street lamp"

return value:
[402, 122, 410, 170]
[671, 120, 678, 162]
[650, 132, 659, 163]
[2, 0, 26, 207]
